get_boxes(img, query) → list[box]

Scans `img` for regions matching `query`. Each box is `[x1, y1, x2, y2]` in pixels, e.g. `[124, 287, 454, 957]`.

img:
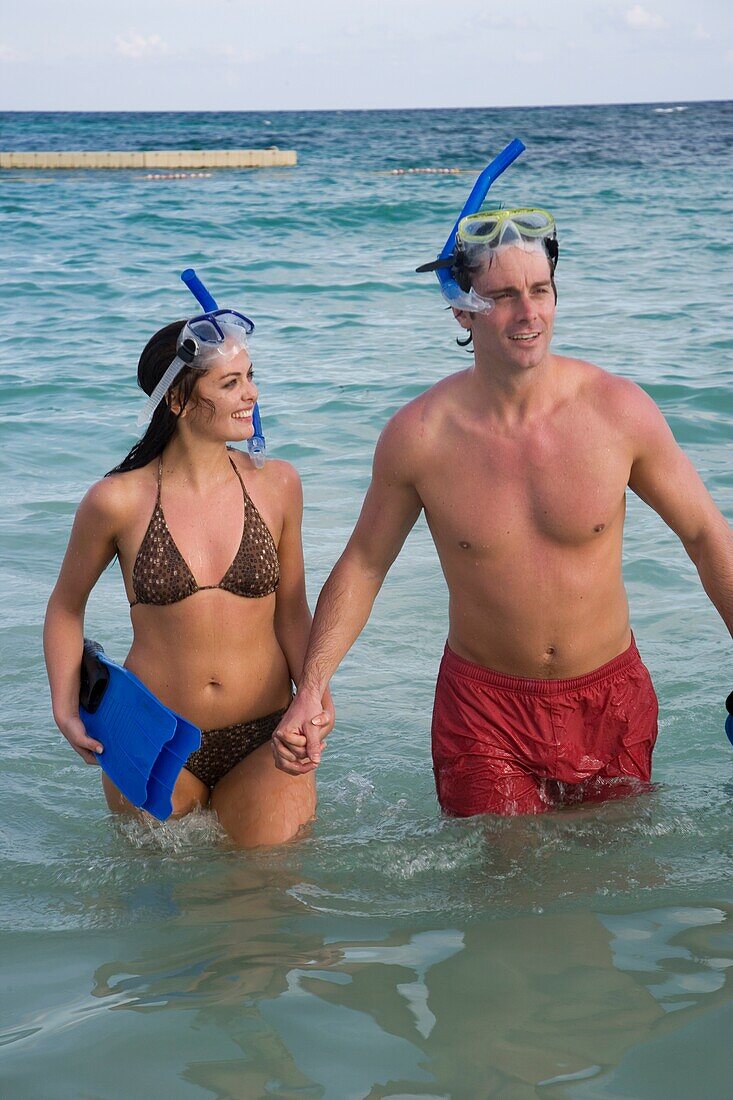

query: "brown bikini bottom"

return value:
[184, 704, 289, 789]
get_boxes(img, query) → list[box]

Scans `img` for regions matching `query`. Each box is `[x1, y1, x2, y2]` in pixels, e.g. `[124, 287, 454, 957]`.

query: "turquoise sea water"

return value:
[1, 102, 732, 1098]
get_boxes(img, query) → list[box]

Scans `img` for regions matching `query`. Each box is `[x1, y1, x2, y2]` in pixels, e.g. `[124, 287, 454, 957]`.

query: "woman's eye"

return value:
[224, 379, 237, 389]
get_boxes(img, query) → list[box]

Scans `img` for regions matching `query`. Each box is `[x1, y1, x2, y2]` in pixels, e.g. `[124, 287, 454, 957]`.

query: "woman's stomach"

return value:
[126, 591, 292, 728]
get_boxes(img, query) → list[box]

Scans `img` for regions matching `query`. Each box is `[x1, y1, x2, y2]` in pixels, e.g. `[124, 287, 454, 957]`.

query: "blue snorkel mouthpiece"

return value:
[180, 268, 266, 468]
[417, 138, 526, 311]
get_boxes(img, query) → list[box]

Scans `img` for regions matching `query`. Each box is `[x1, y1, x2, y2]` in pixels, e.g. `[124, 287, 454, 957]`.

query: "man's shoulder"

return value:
[384, 370, 469, 438]
[374, 371, 469, 477]
[559, 356, 655, 420]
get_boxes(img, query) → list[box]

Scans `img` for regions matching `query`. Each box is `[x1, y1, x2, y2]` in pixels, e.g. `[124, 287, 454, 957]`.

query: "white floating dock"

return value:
[0, 148, 297, 170]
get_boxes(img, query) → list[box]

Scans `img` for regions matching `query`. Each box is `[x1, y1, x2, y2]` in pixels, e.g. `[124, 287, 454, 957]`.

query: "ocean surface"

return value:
[1, 102, 732, 1099]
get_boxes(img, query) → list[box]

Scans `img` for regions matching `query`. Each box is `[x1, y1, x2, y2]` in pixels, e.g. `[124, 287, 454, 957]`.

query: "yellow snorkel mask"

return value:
[418, 206, 559, 312]
[415, 141, 559, 312]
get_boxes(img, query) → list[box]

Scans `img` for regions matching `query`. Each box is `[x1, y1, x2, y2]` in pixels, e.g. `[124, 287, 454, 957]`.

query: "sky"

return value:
[0, 0, 731, 111]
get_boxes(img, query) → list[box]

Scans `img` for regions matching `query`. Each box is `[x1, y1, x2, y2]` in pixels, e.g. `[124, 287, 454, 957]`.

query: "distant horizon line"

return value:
[1, 96, 730, 114]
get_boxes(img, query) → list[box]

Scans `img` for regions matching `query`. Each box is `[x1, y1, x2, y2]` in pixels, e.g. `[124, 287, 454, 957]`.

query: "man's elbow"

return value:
[332, 544, 389, 590]
[683, 515, 733, 567]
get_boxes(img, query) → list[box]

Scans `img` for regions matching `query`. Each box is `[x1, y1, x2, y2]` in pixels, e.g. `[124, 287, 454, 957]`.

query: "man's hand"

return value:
[272, 688, 334, 775]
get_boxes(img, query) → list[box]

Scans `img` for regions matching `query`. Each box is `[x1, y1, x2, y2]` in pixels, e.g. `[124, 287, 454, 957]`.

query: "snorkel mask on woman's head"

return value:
[416, 139, 559, 312]
[136, 268, 267, 468]
[137, 308, 255, 428]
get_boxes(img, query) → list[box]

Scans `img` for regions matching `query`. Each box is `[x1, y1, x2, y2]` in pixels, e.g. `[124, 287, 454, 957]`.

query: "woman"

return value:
[44, 307, 332, 847]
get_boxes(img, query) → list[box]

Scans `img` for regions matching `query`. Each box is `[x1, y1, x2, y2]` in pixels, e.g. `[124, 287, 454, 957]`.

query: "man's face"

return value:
[455, 246, 556, 371]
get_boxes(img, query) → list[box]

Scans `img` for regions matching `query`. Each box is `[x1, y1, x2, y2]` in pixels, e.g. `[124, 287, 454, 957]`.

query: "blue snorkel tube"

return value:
[180, 268, 267, 468]
[432, 138, 526, 307]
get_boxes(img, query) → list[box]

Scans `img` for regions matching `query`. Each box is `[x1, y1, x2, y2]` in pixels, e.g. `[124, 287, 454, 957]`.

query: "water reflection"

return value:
[3, 850, 731, 1099]
[84, 866, 733, 1099]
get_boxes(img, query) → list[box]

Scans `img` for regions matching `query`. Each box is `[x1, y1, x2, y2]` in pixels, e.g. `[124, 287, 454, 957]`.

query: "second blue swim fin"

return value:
[79, 640, 201, 821]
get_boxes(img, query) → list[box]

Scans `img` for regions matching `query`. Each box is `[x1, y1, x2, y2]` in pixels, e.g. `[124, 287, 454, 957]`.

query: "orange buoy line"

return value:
[387, 167, 464, 175]
[144, 173, 213, 180]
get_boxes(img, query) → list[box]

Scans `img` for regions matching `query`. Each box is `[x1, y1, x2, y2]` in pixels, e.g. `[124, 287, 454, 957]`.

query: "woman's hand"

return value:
[55, 711, 103, 765]
[272, 687, 334, 775]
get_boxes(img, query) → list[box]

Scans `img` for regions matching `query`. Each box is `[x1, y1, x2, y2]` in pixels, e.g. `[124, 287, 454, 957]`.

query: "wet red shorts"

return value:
[431, 636, 658, 816]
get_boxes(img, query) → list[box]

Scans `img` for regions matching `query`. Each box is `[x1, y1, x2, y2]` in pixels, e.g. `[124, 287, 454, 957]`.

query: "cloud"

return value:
[0, 43, 22, 62]
[624, 6, 666, 31]
[218, 44, 258, 64]
[115, 33, 169, 60]
[692, 25, 711, 41]
[515, 50, 544, 65]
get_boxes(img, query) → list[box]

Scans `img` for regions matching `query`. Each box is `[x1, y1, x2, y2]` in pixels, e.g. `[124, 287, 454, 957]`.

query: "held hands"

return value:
[55, 711, 103, 765]
[272, 686, 335, 775]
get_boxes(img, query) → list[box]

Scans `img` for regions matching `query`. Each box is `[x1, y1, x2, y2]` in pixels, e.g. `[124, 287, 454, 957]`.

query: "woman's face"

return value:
[186, 346, 259, 442]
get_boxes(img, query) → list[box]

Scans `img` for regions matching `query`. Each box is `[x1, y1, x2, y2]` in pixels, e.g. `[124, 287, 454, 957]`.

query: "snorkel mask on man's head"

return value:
[416, 139, 559, 313]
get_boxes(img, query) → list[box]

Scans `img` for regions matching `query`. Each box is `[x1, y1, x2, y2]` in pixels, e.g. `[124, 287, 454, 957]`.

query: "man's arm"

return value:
[270, 460, 335, 735]
[273, 411, 424, 773]
[626, 383, 733, 635]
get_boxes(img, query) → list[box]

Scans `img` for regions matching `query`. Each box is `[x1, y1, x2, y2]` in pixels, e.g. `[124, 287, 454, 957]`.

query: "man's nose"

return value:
[514, 290, 537, 319]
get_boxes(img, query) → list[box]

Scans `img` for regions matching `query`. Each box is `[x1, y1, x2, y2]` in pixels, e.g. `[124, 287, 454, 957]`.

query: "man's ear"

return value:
[452, 307, 474, 331]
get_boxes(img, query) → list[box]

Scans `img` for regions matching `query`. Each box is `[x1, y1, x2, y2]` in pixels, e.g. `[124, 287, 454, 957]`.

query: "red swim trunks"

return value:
[431, 636, 658, 816]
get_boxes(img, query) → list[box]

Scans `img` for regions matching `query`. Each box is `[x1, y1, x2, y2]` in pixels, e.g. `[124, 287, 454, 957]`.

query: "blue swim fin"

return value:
[726, 692, 733, 747]
[79, 640, 201, 821]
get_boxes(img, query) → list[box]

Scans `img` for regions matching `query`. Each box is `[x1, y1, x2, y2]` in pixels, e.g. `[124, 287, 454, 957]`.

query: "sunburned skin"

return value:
[271, 242, 732, 780]
[409, 355, 633, 677]
[355, 246, 640, 677]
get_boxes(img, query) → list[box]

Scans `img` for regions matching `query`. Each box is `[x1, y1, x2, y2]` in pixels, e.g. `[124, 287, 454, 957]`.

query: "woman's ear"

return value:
[166, 387, 185, 418]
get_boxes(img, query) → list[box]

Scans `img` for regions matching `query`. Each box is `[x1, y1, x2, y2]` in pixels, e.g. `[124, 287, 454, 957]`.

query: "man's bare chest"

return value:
[417, 429, 631, 553]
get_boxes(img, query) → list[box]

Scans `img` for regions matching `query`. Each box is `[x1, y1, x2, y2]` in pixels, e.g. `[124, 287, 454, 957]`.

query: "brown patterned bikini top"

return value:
[130, 454, 279, 607]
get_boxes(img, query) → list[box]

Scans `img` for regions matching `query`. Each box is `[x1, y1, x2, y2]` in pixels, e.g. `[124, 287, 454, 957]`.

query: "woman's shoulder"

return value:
[79, 462, 158, 526]
[228, 448, 299, 512]
[265, 457, 302, 494]
[229, 449, 302, 496]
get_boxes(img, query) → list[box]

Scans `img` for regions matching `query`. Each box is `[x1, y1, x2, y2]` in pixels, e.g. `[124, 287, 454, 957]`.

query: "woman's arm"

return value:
[43, 479, 125, 763]
[271, 462, 335, 733]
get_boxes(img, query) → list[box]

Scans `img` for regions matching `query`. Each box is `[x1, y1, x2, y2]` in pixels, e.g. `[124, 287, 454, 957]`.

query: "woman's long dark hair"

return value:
[106, 321, 207, 476]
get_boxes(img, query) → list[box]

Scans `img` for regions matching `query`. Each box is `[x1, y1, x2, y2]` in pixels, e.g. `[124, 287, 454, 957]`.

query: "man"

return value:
[273, 203, 733, 815]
